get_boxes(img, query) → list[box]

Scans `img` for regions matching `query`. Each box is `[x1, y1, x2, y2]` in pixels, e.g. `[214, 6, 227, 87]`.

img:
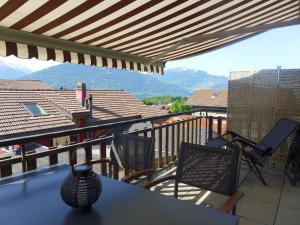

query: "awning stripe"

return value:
[162, 12, 298, 61]
[0, 40, 163, 74]
[128, 0, 289, 56]
[114, 0, 295, 54]
[76, 0, 212, 45]
[157, 7, 299, 60]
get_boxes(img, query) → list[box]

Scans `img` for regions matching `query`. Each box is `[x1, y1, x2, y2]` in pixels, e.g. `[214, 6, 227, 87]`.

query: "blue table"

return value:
[0, 165, 239, 225]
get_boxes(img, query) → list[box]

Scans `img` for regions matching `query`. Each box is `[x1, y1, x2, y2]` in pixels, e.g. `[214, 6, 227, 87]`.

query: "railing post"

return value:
[171, 124, 175, 161]
[68, 141, 77, 165]
[191, 118, 194, 144]
[217, 117, 223, 135]
[84, 139, 93, 162]
[21, 144, 26, 172]
[158, 127, 163, 168]
[100, 141, 107, 176]
[49, 146, 58, 165]
[165, 125, 169, 165]
[176, 122, 180, 157]
[26, 150, 37, 171]
[0, 156, 12, 177]
[182, 121, 185, 143]
[195, 117, 199, 144]
[187, 120, 190, 143]
[208, 116, 213, 142]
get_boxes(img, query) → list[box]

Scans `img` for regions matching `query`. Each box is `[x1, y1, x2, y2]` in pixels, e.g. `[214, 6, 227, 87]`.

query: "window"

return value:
[22, 102, 47, 117]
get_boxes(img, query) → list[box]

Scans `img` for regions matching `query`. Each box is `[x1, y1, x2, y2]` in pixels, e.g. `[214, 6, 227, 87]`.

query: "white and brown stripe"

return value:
[0, 0, 299, 73]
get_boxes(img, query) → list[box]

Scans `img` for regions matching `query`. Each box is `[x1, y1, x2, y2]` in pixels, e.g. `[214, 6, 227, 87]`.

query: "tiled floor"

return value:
[151, 164, 300, 225]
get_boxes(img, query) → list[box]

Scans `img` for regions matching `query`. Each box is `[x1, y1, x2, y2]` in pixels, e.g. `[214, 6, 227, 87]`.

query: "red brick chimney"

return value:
[76, 82, 86, 107]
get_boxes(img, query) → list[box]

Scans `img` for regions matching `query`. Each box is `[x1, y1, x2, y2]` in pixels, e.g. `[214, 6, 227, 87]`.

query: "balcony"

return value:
[0, 107, 299, 225]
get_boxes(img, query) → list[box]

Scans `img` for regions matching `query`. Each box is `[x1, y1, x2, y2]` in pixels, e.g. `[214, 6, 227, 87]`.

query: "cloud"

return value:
[0, 55, 60, 72]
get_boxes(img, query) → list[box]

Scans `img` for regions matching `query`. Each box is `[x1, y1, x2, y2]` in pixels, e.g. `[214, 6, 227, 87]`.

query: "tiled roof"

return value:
[0, 91, 76, 138]
[0, 86, 166, 138]
[187, 89, 228, 107]
[0, 80, 53, 90]
[57, 90, 166, 124]
[40, 91, 90, 119]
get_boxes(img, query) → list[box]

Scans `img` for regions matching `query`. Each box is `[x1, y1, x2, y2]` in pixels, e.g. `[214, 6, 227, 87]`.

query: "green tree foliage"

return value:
[169, 99, 191, 113]
[142, 96, 188, 105]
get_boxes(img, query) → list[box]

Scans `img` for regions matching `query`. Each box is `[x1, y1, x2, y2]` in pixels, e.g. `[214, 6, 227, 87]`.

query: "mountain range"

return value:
[0, 62, 228, 99]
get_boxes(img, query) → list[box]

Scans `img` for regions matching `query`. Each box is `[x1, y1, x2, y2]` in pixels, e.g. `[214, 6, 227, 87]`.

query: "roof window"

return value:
[22, 102, 47, 117]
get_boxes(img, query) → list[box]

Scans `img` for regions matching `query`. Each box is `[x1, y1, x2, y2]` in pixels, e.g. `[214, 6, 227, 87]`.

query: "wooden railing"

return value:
[0, 107, 227, 179]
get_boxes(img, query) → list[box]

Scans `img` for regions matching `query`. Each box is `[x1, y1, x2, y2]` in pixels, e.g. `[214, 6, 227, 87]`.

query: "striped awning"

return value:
[0, 1, 299, 75]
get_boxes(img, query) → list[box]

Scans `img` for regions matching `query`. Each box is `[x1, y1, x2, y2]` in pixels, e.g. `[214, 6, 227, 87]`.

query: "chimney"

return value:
[76, 82, 86, 107]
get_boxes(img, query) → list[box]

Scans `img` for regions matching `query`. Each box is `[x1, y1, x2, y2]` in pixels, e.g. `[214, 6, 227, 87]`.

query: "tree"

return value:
[169, 99, 191, 113]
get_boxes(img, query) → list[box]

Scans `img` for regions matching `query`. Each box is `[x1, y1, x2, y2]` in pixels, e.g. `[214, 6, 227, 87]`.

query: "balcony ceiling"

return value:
[0, 0, 299, 74]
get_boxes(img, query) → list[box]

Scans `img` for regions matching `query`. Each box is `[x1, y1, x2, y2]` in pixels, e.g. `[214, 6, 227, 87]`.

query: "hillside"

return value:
[159, 68, 228, 92]
[20, 64, 190, 99]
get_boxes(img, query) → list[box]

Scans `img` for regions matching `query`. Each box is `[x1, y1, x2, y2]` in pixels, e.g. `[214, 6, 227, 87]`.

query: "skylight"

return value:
[22, 103, 47, 117]
[210, 93, 220, 98]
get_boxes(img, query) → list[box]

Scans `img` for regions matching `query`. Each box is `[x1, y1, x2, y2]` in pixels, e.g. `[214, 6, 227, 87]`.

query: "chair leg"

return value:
[252, 162, 267, 185]
[174, 181, 178, 199]
[244, 156, 266, 185]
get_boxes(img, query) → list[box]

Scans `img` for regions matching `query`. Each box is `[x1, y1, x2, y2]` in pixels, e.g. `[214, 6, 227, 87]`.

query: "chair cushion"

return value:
[254, 142, 272, 156]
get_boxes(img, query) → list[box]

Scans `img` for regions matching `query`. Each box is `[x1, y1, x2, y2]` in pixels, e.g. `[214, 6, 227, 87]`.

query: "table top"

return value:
[0, 165, 239, 225]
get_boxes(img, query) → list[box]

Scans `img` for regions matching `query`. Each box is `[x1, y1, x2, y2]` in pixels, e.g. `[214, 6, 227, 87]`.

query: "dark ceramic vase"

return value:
[60, 163, 102, 210]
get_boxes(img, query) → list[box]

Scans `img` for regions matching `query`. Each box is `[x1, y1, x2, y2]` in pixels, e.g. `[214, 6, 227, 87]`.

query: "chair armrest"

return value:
[121, 169, 155, 183]
[234, 137, 257, 148]
[144, 175, 176, 190]
[219, 192, 243, 213]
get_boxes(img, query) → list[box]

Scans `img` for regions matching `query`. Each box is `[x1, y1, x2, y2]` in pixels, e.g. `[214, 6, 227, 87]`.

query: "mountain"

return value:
[160, 68, 228, 93]
[0, 60, 30, 79]
[20, 63, 190, 99]
[19, 64, 228, 99]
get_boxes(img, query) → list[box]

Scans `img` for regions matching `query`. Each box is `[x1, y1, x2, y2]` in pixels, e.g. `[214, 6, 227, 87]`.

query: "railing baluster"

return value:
[208, 116, 213, 142]
[191, 118, 194, 144]
[21, 144, 26, 172]
[49, 146, 58, 165]
[26, 150, 37, 171]
[100, 141, 107, 176]
[0, 156, 12, 177]
[187, 120, 190, 143]
[113, 165, 119, 180]
[84, 139, 92, 162]
[217, 116, 223, 135]
[176, 122, 180, 157]
[165, 125, 169, 165]
[195, 117, 199, 144]
[199, 116, 202, 144]
[205, 112, 208, 143]
[158, 127, 163, 168]
[68, 141, 77, 165]
[182, 121, 185, 143]
[171, 124, 175, 161]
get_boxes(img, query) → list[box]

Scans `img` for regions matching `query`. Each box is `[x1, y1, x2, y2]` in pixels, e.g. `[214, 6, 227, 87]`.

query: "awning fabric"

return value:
[0, 0, 299, 75]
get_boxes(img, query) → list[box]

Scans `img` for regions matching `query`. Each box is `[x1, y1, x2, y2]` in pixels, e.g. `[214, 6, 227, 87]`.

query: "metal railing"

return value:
[0, 107, 227, 179]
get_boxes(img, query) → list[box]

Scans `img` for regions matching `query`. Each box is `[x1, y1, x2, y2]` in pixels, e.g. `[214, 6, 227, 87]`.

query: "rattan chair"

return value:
[108, 133, 155, 183]
[208, 117, 298, 185]
[144, 142, 242, 215]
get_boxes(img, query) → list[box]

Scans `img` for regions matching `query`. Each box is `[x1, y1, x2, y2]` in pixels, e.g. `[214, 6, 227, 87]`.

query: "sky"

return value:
[166, 25, 300, 76]
[0, 25, 299, 76]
